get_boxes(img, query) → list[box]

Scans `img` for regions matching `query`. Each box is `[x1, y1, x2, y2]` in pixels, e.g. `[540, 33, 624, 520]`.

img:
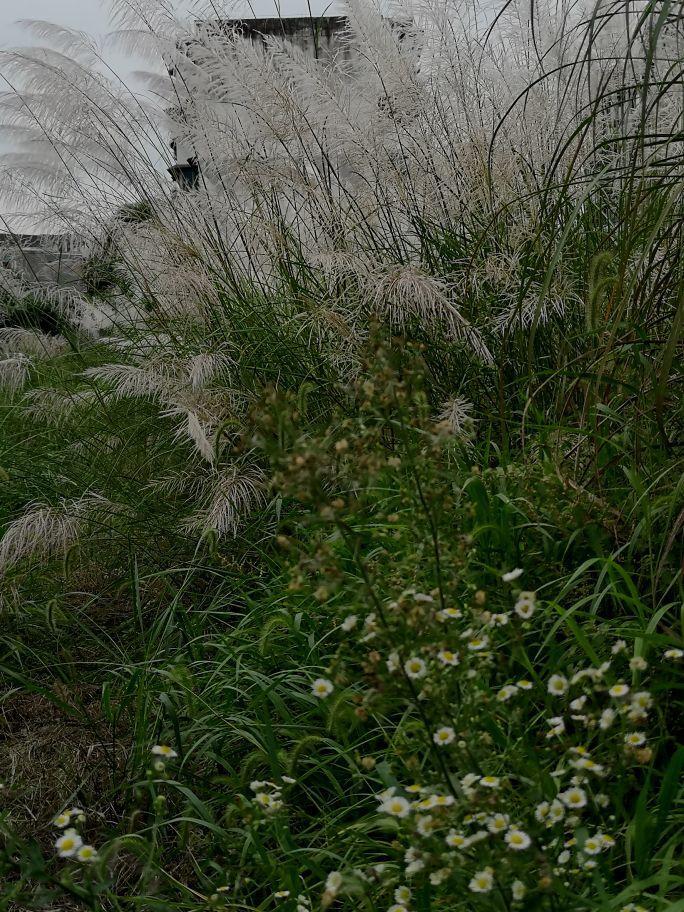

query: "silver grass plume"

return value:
[0, 355, 31, 392]
[436, 396, 476, 440]
[0, 494, 109, 573]
[183, 462, 267, 538]
[368, 264, 493, 363]
[0, 327, 68, 359]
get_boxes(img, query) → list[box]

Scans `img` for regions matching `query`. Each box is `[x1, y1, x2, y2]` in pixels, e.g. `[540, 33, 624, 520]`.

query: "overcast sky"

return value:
[0, 0, 341, 54]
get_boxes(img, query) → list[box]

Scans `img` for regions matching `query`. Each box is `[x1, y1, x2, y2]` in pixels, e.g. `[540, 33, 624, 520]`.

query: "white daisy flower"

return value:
[548, 799, 566, 822]
[629, 656, 648, 671]
[631, 691, 652, 710]
[497, 684, 518, 702]
[548, 674, 569, 696]
[55, 829, 83, 858]
[311, 678, 334, 698]
[608, 683, 630, 698]
[512, 880, 526, 901]
[469, 868, 494, 893]
[559, 787, 587, 809]
[387, 651, 400, 672]
[583, 836, 603, 855]
[535, 801, 550, 822]
[381, 796, 411, 818]
[151, 745, 177, 758]
[490, 613, 510, 626]
[445, 830, 468, 848]
[53, 812, 72, 829]
[624, 731, 646, 747]
[76, 845, 98, 863]
[437, 607, 462, 621]
[572, 757, 604, 774]
[514, 599, 535, 620]
[467, 635, 489, 651]
[486, 813, 509, 833]
[274, 890, 291, 898]
[394, 886, 411, 904]
[433, 726, 455, 746]
[340, 615, 358, 631]
[461, 773, 480, 789]
[480, 775, 500, 789]
[404, 657, 427, 679]
[664, 647, 683, 660]
[505, 829, 531, 850]
[517, 679, 533, 690]
[437, 649, 459, 666]
[415, 815, 434, 836]
[253, 792, 282, 810]
[502, 568, 524, 582]
[611, 640, 627, 654]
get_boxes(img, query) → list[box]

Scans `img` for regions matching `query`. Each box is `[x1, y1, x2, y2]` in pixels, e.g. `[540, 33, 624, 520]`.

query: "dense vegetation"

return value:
[0, 1, 682, 910]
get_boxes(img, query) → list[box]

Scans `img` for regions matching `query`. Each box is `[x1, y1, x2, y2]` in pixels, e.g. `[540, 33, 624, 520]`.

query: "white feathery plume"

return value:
[183, 462, 267, 538]
[186, 350, 236, 390]
[367, 264, 493, 363]
[165, 405, 216, 463]
[0, 327, 68, 359]
[436, 396, 476, 439]
[0, 495, 108, 573]
[0, 355, 31, 392]
[15, 20, 100, 65]
[20, 387, 98, 424]
[83, 362, 180, 402]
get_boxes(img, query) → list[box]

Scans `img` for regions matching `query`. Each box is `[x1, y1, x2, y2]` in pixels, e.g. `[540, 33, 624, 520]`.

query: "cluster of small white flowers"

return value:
[52, 807, 97, 863]
[514, 591, 536, 620]
[293, 892, 312, 912]
[250, 779, 286, 814]
[325, 579, 678, 907]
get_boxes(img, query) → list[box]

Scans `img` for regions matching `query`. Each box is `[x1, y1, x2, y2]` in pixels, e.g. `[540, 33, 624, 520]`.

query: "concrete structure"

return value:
[0, 234, 85, 288]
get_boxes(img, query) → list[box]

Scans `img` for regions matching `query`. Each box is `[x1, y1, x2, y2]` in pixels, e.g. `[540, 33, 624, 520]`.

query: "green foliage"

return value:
[0, 336, 682, 911]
